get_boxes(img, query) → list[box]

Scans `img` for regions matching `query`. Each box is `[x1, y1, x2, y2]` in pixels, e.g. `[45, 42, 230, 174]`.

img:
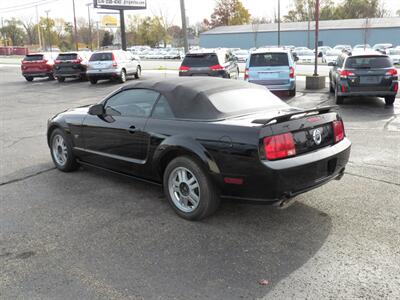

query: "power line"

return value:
[0, 0, 62, 13]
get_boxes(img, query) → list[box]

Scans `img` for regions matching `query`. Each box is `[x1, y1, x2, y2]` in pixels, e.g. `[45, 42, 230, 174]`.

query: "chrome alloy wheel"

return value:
[168, 167, 200, 213]
[52, 134, 68, 166]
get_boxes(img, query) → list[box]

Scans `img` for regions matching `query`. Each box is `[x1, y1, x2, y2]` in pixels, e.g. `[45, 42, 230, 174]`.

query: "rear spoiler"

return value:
[252, 105, 338, 125]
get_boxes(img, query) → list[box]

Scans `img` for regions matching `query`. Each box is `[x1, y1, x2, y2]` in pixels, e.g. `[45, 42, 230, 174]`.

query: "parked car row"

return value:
[129, 47, 185, 60]
[21, 50, 141, 84]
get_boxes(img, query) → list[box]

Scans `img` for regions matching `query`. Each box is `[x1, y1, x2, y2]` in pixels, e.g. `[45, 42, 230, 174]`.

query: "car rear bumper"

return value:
[87, 72, 121, 80]
[337, 90, 397, 97]
[248, 79, 296, 91]
[53, 70, 86, 78]
[179, 71, 227, 78]
[218, 138, 351, 202]
[22, 72, 52, 77]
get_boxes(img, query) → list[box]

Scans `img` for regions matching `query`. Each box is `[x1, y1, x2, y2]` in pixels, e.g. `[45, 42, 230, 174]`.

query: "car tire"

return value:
[25, 76, 33, 82]
[119, 69, 126, 83]
[335, 87, 344, 104]
[48, 74, 55, 80]
[134, 66, 141, 79]
[384, 96, 395, 106]
[89, 78, 98, 84]
[163, 156, 220, 221]
[49, 128, 79, 172]
[288, 86, 296, 97]
[57, 76, 65, 83]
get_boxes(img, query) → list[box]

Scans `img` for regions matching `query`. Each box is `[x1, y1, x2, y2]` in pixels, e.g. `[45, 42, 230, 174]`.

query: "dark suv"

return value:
[53, 51, 92, 82]
[329, 51, 398, 105]
[179, 49, 239, 79]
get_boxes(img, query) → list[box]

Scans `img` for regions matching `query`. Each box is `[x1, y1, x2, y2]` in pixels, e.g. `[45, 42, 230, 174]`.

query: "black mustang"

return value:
[47, 77, 351, 220]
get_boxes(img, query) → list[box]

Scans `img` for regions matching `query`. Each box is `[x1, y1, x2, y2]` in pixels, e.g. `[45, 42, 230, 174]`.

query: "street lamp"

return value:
[45, 10, 51, 52]
[277, 0, 281, 47]
[86, 3, 92, 50]
[72, 0, 79, 50]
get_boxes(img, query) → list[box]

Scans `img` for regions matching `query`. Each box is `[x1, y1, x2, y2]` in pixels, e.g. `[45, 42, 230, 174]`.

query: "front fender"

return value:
[153, 135, 221, 176]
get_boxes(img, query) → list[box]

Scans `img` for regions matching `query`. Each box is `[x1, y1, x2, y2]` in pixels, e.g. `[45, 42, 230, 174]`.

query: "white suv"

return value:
[87, 50, 141, 84]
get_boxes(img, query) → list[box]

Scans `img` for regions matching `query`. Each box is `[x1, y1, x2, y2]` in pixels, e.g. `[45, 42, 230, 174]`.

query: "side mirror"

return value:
[88, 104, 104, 116]
[294, 55, 299, 62]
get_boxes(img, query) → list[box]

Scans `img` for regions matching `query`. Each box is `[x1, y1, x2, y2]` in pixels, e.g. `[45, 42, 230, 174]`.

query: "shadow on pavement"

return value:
[0, 167, 332, 299]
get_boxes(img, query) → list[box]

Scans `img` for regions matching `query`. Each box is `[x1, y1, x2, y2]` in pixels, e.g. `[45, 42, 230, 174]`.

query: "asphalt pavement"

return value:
[0, 65, 399, 300]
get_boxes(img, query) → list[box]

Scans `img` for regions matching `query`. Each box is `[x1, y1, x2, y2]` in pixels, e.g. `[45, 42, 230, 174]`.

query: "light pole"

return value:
[72, 0, 79, 50]
[86, 3, 92, 50]
[35, 5, 42, 50]
[45, 10, 51, 52]
[180, 0, 189, 53]
[313, 0, 319, 76]
[277, 0, 281, 47]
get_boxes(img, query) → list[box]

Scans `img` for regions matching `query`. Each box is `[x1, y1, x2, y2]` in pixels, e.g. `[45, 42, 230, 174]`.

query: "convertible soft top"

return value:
[122, 77, 273, 120]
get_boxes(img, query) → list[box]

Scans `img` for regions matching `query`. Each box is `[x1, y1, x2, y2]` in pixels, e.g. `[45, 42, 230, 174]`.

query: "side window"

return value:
[151, 95, 175, 119]
[104, 89, 160, 118]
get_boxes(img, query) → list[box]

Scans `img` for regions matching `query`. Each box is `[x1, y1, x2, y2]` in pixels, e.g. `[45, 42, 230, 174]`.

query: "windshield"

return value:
[208, 88, 287, 116]
[182, 53, 219, 67]
[297, 50, 314, 56]
[326, 50, 341, 56]
[249, 53, 289, 67]
[24, 54, 44, 61]
[388, 49, 400, 55]
[345, 56, 392, 69]
[57, 53, 78, 60]
[90, 52, 113, 61]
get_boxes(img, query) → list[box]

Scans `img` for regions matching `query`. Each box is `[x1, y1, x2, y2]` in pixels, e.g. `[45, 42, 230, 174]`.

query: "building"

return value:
[199, 17, 400, 49]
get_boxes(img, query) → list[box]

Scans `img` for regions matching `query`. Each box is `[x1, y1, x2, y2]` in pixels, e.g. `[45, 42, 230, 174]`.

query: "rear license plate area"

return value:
[360, 76, 379, 84]
[259, 72, 279, 79]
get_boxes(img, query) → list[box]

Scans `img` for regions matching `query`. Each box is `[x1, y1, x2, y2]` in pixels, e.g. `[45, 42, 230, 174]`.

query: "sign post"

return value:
[93, 0, 146, 50]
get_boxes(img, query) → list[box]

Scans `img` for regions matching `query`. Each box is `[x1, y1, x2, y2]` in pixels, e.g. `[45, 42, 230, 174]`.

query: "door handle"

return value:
[127, 125, 137, 133]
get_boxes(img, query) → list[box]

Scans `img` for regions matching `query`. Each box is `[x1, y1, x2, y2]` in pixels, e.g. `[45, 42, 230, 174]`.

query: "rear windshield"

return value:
[345, 56, 393, 68]
[57, 53, 78, 60]
[182, 54, 219, 67]
[208, 88, 287, 116]
[249, 53, 289, 67]
[90, 52, 113, 61]
[24, 54, 44, 61]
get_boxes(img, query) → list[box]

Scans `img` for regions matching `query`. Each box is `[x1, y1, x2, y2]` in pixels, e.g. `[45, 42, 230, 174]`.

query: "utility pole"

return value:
[313, 0, 319, 76]
[277, 0, 281, 47]
[307, 1, 311, 49]
[180, 0, 189, 54]
[45, 10, 51, 52]
[96, 21, 100, 50]
[119, 10, 126, 50]
[72, 0, 79, 50]
[86, 3, 92, 50]
[36, 5, 42, 50]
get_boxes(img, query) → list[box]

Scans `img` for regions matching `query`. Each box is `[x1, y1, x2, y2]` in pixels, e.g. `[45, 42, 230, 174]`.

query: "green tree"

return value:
[0, 18, 26, 46]
[101, 31, 114, 46]
[208, 0, 251, 28]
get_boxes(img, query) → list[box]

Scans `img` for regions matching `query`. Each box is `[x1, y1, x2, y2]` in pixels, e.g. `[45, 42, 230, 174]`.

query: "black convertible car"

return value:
[47, 77, 351, 220]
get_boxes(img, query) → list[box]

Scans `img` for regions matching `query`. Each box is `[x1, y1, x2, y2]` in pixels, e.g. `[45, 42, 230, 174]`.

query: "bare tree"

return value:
[21, 17, 36, 45]
[151, 3, 176, 47]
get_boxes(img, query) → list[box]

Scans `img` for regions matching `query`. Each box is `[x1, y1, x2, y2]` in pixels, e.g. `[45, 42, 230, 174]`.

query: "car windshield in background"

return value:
[24, 55, 44, 61]
[90, 53, 113, 61]
[326, 50, 341, 56]
[235, 50, 248, 55]
[57, 53, 78, 60]
[297, 50, 314, 56]
[249, 53, 289, 67]
[345, 56, 392, 69]
[388, 49, 400, 55]
[208, 88, 287, 116]
[182, 54, 219, 67]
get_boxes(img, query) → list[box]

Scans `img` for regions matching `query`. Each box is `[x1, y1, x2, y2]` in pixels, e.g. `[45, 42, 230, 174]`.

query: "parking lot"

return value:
[0, 63, 399, 299]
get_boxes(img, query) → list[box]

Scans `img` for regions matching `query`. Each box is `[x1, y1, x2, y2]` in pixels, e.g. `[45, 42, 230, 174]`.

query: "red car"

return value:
[21, 52, 58, 81]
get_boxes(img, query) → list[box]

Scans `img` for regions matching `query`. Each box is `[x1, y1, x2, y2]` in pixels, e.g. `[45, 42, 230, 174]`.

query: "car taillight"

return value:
[263, 133, 296, 160]
[244, 68, 249, 80]
[289, 66, 295, 78]
[332, 120, 345, 143]
[111, 53, 117, 68]
[393, 82, 398, 92]
[209, 64, 224, 71]
[385, 69, 397, 76]
[179, 65, 190, 72]
[339, 70, 355, 78]
[72, 58, 82, 64]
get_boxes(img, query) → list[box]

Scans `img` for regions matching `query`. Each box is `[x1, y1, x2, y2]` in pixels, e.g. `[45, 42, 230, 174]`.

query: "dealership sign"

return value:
[94, 0, 146, 10]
